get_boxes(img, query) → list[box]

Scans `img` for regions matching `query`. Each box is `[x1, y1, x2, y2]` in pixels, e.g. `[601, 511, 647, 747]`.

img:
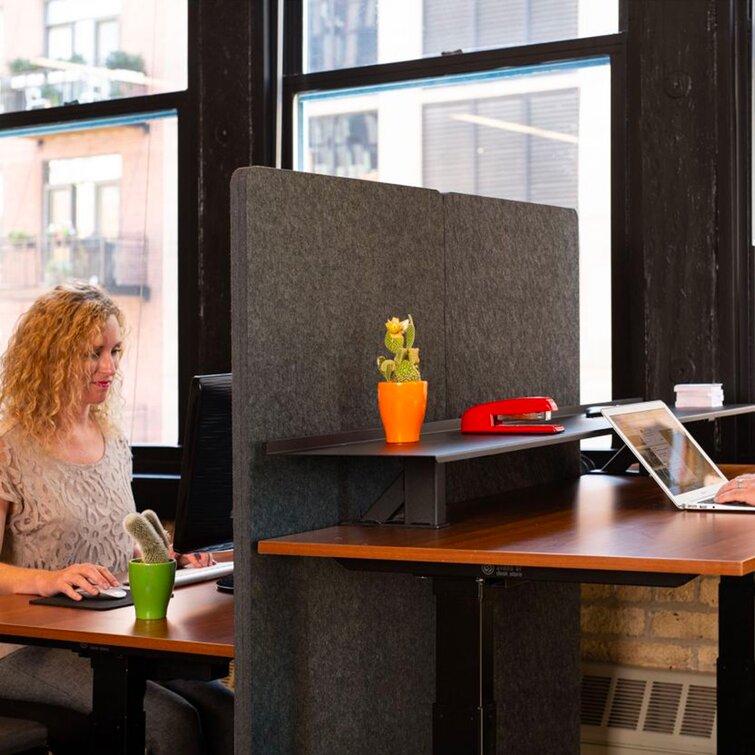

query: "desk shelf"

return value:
[266, 404, 755, 528]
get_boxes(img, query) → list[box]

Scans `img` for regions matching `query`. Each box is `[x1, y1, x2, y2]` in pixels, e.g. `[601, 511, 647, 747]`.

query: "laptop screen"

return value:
[605, 405, 722, 495]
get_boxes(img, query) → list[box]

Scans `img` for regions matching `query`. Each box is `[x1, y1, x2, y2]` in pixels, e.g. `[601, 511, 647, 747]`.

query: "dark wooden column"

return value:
[133, 2, 256, 496]
[621, 0, 753, 460]
[181, 1, 256, 392]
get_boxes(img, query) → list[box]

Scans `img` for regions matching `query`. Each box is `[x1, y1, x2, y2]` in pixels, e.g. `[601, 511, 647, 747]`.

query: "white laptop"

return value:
[601, 400, 752, 512]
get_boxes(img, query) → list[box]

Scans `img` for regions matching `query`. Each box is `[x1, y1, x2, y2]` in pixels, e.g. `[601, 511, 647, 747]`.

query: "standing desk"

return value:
[0, 580, 234, 755]
[260, 407, 755, 755]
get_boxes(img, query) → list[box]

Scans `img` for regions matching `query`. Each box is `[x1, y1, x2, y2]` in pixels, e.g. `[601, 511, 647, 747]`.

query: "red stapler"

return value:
[460, 397, 565, 434]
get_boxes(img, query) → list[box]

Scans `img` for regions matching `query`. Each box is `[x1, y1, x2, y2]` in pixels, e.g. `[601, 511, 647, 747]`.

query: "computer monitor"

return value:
[172, 373, 234, 555]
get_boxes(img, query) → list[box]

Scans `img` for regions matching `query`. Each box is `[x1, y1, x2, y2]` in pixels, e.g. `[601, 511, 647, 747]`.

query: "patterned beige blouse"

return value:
[0, 425, 135, 659]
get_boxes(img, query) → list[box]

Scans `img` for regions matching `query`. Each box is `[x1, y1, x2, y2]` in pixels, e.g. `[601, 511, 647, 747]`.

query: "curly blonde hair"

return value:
[0, 283, 126, 444]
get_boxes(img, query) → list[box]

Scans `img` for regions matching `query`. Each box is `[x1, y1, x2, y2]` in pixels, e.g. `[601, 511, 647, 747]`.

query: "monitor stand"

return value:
[216, 573, 234, 593]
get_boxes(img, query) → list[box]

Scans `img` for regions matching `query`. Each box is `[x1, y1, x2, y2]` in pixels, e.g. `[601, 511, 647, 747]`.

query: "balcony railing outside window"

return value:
[0, 2, 186, 115]
[3, 66, 148, 111]
[0, 233, 149, 296]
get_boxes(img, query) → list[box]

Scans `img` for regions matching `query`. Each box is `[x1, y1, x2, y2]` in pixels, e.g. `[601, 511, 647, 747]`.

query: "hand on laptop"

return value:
[178, 551, 216, 568]
[168, 544, 216, 569]
[715, 474, 755, 505]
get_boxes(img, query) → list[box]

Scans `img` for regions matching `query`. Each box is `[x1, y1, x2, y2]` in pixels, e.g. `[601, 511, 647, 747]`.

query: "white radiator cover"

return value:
[580, 663, 715, 755]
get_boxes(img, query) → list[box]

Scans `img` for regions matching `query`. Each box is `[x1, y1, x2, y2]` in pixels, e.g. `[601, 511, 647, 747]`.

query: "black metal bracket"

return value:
[599, 444, 640, 474]
[359, 458, 447, 527]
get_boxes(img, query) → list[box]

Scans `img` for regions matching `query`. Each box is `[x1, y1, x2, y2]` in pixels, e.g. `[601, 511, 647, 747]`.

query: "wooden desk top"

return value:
[259, 465, 755, 577]
[0, 580, 234, 657]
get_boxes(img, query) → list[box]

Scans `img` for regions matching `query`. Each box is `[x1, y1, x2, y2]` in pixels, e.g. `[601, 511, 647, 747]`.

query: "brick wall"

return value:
[581, 576, 719, 672]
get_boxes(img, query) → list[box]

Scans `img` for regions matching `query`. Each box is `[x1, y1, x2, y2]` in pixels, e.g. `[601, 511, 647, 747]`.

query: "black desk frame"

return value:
[341, 558, 753, 754]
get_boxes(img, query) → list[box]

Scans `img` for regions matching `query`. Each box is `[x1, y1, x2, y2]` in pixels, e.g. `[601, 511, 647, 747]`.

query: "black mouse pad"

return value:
[30, 590, 133, 610]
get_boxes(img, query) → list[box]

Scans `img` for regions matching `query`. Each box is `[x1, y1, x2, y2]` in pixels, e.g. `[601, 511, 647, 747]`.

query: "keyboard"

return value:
[123, 561, 234, 587]
[173, 561, 234, 587]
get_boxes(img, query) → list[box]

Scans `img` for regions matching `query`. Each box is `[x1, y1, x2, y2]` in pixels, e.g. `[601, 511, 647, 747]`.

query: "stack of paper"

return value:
[674, 383, 724, 408]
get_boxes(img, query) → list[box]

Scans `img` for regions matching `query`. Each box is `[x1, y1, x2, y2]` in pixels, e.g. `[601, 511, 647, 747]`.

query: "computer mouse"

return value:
[75, 586, 127, 600]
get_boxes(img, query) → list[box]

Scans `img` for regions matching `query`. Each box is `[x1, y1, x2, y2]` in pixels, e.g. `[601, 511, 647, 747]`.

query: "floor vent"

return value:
[581, 662, 715, 755]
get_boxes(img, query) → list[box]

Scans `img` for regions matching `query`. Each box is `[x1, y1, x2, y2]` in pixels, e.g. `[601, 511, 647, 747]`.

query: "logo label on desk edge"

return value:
[481, 564, 522, 578]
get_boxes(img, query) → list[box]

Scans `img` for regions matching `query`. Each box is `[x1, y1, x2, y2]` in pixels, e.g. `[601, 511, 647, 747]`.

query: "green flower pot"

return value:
[128, 558, 176, 620]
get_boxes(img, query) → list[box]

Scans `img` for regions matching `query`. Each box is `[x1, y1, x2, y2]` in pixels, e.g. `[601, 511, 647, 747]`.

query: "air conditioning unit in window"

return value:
[581, 662, 715, 755]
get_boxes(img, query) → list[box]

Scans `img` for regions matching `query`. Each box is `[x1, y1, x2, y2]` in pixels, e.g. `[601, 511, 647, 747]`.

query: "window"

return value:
[45, 154, 123, 241]
[96, 19, 119, 66]
[0, 114, 178, 443]
[304, 0, 618, 73]
[0, 1, 189, 449]
[289, 0, 621, 405]
[306, 0, 377, 73]
[424, 82, 581, 207]
[0, 0, 186, 114]
[305, 111, 378, 177]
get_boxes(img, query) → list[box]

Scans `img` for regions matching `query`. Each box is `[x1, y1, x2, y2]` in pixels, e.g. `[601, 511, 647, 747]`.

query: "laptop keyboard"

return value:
[696, 497, 751, 507]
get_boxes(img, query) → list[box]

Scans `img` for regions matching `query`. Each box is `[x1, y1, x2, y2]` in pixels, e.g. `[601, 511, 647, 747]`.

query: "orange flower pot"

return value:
[378, 380, 428, 443]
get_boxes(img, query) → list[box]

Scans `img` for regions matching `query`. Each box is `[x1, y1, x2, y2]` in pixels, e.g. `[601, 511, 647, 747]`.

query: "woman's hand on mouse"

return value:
[35, 563, 120, 600]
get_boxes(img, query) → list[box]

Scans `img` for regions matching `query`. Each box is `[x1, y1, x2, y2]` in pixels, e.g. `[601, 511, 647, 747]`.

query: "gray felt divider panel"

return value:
[231, 167, 444, 755]
[443, 192, 580, 507]
[231, 166, 581, 754]
[443, 192, 579, 412]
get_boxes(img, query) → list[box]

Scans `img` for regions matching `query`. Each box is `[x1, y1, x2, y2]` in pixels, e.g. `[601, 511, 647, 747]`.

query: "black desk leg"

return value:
[87, 651, 148, 755]
[718, 575, 755, 754]
[433, 577, 495, 755]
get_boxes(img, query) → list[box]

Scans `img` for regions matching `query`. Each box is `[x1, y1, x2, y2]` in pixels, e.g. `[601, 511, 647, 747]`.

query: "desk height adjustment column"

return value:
[433, 577, 495, 755]
[86, 651, 148, 755]
[718, 575, 755, 754]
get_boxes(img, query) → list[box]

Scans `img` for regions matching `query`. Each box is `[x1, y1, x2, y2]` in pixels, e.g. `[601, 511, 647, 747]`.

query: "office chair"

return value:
[0, 699, 88, 754]
[0, 716, 47, 755]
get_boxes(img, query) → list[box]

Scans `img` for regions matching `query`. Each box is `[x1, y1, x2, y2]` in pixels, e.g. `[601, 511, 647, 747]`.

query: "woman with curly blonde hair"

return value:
[0, 281, 125, 446]
[0, 283, 233, 755]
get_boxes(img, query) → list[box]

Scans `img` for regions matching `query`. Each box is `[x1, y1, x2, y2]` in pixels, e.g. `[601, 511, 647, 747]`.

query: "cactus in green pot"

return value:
[377, 315, 421, 382]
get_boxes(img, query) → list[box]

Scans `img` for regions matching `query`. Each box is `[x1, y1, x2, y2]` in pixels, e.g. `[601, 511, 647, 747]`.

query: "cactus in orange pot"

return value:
[376, 315, 427, 443]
